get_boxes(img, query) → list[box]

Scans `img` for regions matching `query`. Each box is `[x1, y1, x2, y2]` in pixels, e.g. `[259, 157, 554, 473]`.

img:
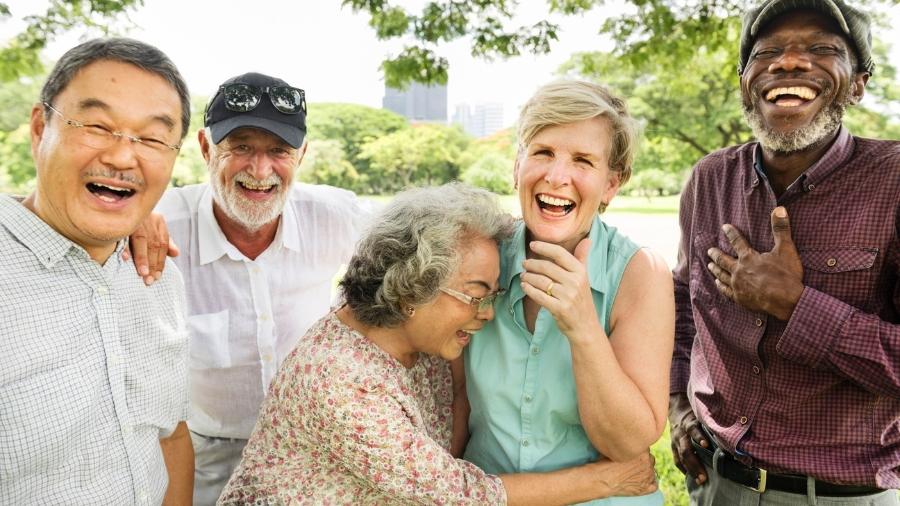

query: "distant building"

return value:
[452, 102, 505, 138]
[383, 82, 447, 123]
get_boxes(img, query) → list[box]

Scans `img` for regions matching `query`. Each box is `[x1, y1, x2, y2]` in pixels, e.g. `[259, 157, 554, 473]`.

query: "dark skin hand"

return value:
[667, 393, 708, 485]
[706, 207, 804, 321]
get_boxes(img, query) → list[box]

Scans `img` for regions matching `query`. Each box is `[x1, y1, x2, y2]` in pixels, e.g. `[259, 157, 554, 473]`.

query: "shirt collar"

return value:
[0, 195, 126, 268]
[750, 125, 854, 193]
[197, 185, 297, 265]
[500, 215, 610, 295]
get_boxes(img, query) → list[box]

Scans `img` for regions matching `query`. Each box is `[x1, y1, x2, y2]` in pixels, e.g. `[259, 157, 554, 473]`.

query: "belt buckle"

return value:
[748, 468, 767, 493]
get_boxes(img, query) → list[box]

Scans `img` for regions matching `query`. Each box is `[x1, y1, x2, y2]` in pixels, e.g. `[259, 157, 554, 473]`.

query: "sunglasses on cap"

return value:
[218, 83, 306, 115]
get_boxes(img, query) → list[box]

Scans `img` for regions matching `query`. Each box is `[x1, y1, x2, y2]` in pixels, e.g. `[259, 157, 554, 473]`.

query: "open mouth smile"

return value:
[86, 182, 136, 203]
[237, 180, 278, 194]
[536, 193, 575, 217]
[764, 86, 819, 108]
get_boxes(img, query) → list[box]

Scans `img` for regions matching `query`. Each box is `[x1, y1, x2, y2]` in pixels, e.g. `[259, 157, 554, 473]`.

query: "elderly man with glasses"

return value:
[0, 37, 193, 505]
[132, 72, 371, 505]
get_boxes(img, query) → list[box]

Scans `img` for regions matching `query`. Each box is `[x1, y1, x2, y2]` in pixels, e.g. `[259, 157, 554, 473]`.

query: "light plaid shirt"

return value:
[0, 195, 190, 505]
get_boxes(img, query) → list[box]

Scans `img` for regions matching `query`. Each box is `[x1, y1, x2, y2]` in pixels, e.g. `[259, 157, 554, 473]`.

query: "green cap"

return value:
[738, 0, 874, 75]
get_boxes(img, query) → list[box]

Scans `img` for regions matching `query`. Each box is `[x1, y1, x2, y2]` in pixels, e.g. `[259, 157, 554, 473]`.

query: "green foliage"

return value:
[342, 0, 561, 88]
[0, 76, 41, 132]
[358, 123, 470, 193]
[0, 124, 35, 192]
[651, 426, 689, 506]
[0, 0, 144, 81]
[307, 103, 408, 162]
[626, 168, 684, 197]
[298, 139, 362, 190]
[461, 151, 514, 194]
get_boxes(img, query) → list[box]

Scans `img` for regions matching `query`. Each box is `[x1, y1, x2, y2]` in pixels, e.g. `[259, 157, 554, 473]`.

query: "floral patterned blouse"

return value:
[218, 310, 507, 505]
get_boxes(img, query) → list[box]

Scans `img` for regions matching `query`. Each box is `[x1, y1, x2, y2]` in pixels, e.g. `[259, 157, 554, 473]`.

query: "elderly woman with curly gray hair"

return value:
[218, 182, 657, 505]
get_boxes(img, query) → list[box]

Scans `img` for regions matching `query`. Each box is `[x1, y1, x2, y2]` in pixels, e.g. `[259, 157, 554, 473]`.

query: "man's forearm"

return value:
[160, 421, 194, 505]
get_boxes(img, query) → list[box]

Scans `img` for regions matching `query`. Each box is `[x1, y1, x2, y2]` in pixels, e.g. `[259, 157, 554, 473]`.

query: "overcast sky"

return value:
[2, 0, 898, 127]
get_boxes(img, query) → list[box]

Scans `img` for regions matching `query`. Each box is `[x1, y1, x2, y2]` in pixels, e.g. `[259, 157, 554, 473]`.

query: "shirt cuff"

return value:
[776, 286, 852, 368]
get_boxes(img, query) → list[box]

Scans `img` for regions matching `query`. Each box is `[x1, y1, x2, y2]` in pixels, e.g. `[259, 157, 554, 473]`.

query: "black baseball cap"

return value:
[204, 72, 307, 148]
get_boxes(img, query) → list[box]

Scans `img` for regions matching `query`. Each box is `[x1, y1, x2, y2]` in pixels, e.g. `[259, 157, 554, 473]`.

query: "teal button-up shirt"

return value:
[464, 216, 662, 505]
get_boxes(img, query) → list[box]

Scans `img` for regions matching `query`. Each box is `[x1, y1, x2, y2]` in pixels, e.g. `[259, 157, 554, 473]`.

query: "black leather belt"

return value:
[691, 436, 883, 497]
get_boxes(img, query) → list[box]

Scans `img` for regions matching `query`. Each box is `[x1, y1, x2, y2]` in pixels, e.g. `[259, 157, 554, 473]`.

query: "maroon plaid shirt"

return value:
[672, 127, 900, 488]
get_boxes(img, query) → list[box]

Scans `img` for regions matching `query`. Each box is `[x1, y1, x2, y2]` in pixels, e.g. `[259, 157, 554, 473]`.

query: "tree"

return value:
[307, 103, 409, 160]
[343, 0, 899, 88]
[563, 30, 900, 179]
[358, 123, 470, 193]
[297, 139, 363, 190]
[0, 0, 144, 81]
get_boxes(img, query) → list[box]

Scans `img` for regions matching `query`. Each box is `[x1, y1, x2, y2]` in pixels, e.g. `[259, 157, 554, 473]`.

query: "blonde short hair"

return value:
[517, 79, 639, 188]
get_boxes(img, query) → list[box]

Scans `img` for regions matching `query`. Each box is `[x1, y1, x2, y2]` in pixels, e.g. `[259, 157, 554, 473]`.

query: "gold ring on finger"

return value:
[545, 281, 554, 297]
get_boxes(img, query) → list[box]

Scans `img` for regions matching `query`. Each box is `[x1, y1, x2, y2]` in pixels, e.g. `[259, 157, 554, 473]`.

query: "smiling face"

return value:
[29, 59, 182, 263]
[202, 127, 303, 233]
[515, 117, 621, 253]
[403, 235, 501, 361]
[740, 9, 867, 154]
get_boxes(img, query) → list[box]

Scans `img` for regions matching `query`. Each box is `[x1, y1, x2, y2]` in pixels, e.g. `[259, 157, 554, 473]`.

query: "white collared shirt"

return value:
[155, 183, 370, 438]
[0, 195, 189, 505]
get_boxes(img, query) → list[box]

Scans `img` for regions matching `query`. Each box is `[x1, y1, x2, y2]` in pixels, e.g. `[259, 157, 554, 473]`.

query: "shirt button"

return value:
[826, 258, 837, 267]
[524, 394, 533, 403]
[109, 353, 119, 365]
[138, 490, 148, 502]
[252, 266, 261, 274]
[807, 184, 816, 191]
[739, 416, 748, 425]
[122, 425, 132, 435]
[97, 285, 108, 295]
[262, 353, 273, 363]
[530, 346, 540, 355]
[752, 365, 760, 375]
[259, 314, 270, 321]
[521, 438, 530, 447]
[755, 318, 763, 327]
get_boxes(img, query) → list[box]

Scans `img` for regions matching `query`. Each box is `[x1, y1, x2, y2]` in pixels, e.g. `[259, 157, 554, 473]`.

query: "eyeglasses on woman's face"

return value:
[439, 286, 505, 312]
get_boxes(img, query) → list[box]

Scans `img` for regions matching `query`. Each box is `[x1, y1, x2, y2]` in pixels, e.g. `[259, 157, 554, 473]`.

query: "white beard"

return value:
[211, 170, 288, 233]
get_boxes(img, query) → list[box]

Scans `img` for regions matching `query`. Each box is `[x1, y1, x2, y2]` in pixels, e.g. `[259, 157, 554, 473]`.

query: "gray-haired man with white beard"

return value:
[668, 0, 899, 504]
[151, 72, 370, 505]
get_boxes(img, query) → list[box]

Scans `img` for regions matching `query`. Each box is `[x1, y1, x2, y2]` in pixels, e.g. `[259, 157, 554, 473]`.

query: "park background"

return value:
[2, 1, 899, 503]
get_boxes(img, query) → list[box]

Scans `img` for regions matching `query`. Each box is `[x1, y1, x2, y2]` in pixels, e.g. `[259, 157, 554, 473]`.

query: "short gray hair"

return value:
[517, 79, 639, 188]
[340, 182, 515, 328]
[40, 37, 191, 139]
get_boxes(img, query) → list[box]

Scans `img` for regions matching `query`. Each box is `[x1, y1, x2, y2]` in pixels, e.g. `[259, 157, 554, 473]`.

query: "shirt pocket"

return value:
[188, 310, 231, 369]
[799, 247, 878, 310]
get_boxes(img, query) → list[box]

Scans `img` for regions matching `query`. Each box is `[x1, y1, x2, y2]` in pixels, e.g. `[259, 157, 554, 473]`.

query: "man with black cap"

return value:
[669, 0, 899, 504]
[151, 72, 370, 505]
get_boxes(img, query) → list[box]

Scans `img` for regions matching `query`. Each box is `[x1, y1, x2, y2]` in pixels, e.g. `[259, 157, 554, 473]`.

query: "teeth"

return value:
[239, 181, 274, 191]
[94, 182, 131, 192]
[765, 86, 817, 101]
[538, 194, 573, 207]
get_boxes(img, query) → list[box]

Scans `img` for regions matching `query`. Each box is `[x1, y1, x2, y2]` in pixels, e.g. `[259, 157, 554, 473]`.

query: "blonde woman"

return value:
[463, 81, 675, 505]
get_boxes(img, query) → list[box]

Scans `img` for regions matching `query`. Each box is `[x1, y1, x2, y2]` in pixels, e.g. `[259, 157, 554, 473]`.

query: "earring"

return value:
[405, 306, 415, 317]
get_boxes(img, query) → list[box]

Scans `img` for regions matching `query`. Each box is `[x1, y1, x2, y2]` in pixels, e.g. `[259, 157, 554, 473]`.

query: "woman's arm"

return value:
[500, 453, 657, 506]
[449, 356, 470, 458]
[520, 241, 674, 461]
[308, 371, 656, 505]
